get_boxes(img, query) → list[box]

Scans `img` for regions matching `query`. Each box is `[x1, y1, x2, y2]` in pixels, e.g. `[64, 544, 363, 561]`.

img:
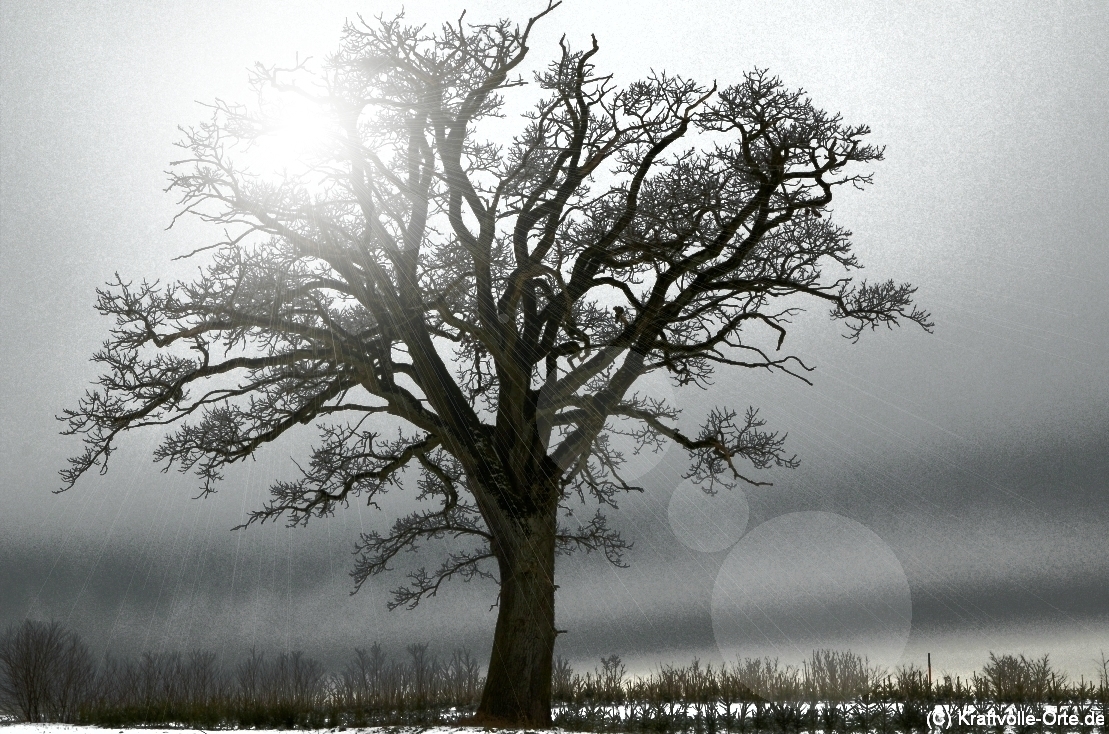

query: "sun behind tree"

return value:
[60, 3, 930, 725]
[241, 86, 342, 179]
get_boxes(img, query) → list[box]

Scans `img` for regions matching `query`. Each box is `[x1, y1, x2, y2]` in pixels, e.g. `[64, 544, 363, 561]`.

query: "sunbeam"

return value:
[237, 88, 341, 186]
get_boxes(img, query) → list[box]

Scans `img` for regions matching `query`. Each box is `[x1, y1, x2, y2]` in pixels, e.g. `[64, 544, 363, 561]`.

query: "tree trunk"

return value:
[476, 510, 557, 726]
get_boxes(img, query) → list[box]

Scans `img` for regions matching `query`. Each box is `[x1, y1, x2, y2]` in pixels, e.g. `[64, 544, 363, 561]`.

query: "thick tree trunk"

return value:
[476, 510, 557, 726]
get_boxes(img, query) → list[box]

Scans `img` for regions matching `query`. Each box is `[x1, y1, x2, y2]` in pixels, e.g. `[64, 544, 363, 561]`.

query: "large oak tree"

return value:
[61, 4, 931, 725]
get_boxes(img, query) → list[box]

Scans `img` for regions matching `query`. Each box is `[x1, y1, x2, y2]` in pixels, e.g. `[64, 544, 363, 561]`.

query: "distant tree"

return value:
[60, 3, 930, 724]
[0, 620, 95, 723]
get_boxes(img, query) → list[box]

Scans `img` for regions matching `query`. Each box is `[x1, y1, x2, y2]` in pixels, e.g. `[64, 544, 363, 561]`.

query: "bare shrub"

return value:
[979, 652, 1067, 703]
[885, 663, 932, 702]
[407, 643, 434, 707]
[552, 655, 575, 702]
[598, 654, 627, 703]
[803, 649, 883, 701]
[138, 652, 182, 711]
[734, 657, 803, 702]
[235, 647, 266, 706]
[445, 648, 482, 704]
[1100, 650, 1108, 691]
[0, 620, 94, 722]
[93, 654, 141, 711]
[339, 643, 399, 711]
[237, 650, 328, 727]
[180, 650, 224, 708]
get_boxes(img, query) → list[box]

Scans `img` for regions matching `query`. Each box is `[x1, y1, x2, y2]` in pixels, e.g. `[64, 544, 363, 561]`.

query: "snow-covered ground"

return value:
[0, 727, 562, 734]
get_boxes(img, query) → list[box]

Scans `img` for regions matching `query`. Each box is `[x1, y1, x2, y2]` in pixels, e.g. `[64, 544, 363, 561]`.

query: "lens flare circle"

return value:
[711, 511, 911, 678]
[667, 479, 749, 553]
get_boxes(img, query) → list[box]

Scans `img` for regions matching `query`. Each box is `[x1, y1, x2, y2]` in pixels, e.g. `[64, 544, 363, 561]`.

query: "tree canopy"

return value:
[60, 3, 931, 724]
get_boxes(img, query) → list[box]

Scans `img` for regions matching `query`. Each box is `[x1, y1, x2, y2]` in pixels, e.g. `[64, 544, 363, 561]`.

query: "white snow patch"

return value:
[0, 726, 565, 734]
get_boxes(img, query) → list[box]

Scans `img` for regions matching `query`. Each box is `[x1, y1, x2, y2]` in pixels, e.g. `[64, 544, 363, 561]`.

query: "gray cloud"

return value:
[2, 0, 1107, 684]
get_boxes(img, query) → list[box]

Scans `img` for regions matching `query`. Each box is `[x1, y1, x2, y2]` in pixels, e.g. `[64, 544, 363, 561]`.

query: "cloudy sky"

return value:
[2, 0, 1107, 680]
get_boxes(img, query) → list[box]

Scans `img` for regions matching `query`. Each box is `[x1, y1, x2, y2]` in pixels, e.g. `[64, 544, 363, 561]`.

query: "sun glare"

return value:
[239, 90, 340, 182]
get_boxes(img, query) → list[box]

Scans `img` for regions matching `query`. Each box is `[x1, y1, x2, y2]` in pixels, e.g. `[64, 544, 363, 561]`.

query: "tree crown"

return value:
[61, 4, 931, 609]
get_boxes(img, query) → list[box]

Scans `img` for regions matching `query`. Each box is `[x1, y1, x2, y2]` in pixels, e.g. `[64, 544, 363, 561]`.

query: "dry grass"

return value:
[1, 620, 1106, 731]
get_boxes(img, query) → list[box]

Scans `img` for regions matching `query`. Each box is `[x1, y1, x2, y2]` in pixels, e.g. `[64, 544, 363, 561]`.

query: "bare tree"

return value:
[0, 620, 95, 723]
[59, 3, 930, 724]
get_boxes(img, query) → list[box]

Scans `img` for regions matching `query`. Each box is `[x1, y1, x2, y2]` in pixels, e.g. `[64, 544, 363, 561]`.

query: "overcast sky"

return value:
[1, 0, 1107, 679]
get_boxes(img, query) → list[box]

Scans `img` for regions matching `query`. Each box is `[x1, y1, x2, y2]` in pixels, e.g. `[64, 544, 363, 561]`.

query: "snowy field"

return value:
[0, 727, 565, 734]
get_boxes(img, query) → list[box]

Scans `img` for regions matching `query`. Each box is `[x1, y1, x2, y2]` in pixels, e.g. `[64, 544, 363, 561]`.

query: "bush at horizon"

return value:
[1, 620, 1106, 730]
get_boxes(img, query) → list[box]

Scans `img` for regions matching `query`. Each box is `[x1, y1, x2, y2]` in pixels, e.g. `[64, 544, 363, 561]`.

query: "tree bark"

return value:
[476, 508, 558, 726]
